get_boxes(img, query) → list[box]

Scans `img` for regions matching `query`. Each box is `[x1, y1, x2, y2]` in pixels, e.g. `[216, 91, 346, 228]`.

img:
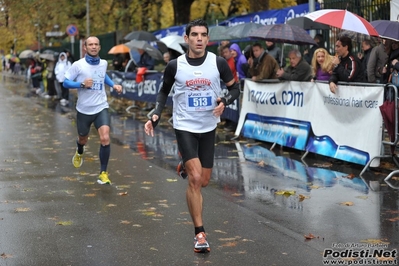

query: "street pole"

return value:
[86, 0, 90, 37]
[309, 0, 316, 37]
[35, 23, 40, 52]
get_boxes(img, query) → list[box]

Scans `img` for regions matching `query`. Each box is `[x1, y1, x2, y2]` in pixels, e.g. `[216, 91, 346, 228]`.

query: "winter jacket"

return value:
[280, 58, 313, 81]
[229, 43, 247, 80]
[248, 51, 279, 80]
[367, 43, 388, 83]
[329, 53, 365, 84]
[54, 52, 72, 83]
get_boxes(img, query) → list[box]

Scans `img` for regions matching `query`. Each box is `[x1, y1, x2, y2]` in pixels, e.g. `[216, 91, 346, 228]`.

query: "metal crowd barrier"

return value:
[359, 84, 398, 186]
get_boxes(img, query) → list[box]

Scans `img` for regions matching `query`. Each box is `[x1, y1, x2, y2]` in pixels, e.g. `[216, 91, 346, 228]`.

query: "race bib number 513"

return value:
[185, 90, 214, 111]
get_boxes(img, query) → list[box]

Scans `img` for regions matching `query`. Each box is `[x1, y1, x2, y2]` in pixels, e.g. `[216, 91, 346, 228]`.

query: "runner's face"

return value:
[84, 37, 101, 57]
[185, 26, 208, 58]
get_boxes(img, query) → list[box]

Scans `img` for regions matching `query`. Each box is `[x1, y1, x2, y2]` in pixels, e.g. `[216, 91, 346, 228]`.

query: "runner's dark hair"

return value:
[185, 19, 208, 36]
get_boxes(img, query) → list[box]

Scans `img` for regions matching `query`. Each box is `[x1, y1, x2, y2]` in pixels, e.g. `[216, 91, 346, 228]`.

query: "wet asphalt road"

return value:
[0, 73, 398, 266]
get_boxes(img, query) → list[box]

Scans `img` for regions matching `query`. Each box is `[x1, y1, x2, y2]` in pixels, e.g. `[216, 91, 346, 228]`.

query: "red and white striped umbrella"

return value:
[305, 9, 379, 36]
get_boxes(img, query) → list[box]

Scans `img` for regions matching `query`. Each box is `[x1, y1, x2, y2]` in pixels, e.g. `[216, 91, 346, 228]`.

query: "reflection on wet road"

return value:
[5, 73, 399, 254]
[109, 106, 399, 248]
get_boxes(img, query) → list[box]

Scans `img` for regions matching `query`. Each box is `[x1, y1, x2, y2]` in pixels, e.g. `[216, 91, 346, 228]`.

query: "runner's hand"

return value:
[83, 78, 93, 88]
[144, 115, 159, 137]
[213, 98, 225, 117]
[113, 84, 122, 94]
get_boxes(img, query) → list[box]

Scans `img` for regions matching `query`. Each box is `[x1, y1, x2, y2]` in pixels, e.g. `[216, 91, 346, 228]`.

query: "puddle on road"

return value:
[109, 112, 399, 246]
[4, 74, 399, 247]
[108, 113, 399, 197]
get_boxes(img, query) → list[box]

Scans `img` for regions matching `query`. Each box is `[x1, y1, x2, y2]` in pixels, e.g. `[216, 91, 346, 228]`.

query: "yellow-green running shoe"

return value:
[72, 150, 83, 168]
[98, 171, 111, 185]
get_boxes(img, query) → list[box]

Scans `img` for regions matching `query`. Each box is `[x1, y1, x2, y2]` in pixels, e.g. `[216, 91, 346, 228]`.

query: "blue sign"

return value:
[219, 3, 320, 26]
[151, 3, 320, 41]
[153, 25, 186, 39]
[66, 24, 78, 36]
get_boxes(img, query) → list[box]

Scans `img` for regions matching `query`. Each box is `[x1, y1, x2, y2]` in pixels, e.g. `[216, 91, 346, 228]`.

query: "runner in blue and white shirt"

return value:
[63, 36, 122, 185]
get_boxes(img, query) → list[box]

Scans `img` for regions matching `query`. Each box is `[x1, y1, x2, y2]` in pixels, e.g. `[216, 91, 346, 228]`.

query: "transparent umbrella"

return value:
[157, 35, 185, 55]
[209, 26, 232, 41]
[124, 40, 163, 60]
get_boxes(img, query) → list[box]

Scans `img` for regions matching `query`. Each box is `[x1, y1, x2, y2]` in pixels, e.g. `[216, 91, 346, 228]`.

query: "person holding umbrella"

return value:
[276, 49, 312, 81]
[137, 48, 155, 70]
[144, 19, 240, 253]
[329, 36, 365, 94]
[247, 43, 279, 81]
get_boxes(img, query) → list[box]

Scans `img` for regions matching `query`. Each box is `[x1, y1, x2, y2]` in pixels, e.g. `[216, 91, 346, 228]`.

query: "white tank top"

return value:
[64, 58, 109, 115]
[173, 52, 221, 133]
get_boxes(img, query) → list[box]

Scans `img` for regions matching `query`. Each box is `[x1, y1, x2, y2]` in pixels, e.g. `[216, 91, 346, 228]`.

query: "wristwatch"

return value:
[80, 82, 85, 88]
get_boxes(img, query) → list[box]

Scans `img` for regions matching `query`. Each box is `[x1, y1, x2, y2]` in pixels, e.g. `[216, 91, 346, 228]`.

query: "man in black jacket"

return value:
[329, 36, 365, 94]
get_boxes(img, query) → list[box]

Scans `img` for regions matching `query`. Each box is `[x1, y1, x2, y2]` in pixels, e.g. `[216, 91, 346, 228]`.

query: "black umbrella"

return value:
[249, 24, 316, 67]
[124, 30, 158, 42]
[225, 22, 264, 39]
[338, 30, 378, 46]
[249, 24, 317, 45]
[286, 16, 330, 30]
[370, 20, 399, 41]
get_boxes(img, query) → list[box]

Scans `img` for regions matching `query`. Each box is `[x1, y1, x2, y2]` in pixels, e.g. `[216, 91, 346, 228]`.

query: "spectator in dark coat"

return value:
[359, 39, 373, 82]
[276, 49, 312, 81]
[329, 36, 365, 94]
[367, 39, 388, 83]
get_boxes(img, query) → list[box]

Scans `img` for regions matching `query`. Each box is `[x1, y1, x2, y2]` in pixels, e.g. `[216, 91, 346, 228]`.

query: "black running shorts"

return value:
[174, 128, 216, 169]
[76, 108, 110, 136]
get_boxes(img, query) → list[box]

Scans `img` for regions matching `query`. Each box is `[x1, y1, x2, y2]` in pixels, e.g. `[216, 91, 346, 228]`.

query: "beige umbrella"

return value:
[39, 53, 55, 61]
[19, 49, 35, 59]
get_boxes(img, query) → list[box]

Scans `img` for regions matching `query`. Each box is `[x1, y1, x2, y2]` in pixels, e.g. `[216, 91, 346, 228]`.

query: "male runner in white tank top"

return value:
[144, 19, 240, 253]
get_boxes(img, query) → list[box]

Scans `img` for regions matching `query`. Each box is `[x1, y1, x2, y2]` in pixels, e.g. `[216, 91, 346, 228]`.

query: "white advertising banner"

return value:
[391, 0, 399, 21]
[235, 80, 385, 166]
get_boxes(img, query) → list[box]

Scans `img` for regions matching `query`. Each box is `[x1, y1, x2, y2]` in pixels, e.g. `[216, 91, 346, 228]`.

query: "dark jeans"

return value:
[60, 82, 69, 100]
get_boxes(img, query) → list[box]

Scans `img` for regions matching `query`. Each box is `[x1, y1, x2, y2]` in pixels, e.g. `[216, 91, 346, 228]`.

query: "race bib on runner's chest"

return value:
[185, 90, 215, 111]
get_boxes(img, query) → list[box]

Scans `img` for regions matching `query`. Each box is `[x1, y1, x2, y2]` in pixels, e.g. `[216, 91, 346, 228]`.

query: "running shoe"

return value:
[72, 150, 83, 168]
[97, 171, 111, 185]
[176, 160, 188, 179]
[194, 232, 210, 253]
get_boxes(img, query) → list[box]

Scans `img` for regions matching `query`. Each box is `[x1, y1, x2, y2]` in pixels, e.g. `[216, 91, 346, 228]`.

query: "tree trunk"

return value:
[172, 0, 195, 25]
[141, 0, 151, 31]
[296, 0, 308, 5]
[249, 0, 269, 12]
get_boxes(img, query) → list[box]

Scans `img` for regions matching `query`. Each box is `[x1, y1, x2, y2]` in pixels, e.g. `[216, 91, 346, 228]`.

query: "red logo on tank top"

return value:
[186, 78, 211, 89]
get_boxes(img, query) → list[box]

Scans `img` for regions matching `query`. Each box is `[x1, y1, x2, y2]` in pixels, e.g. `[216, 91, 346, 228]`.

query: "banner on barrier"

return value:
[109, 70, 240, 123]
[235, 80, 384, 166]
